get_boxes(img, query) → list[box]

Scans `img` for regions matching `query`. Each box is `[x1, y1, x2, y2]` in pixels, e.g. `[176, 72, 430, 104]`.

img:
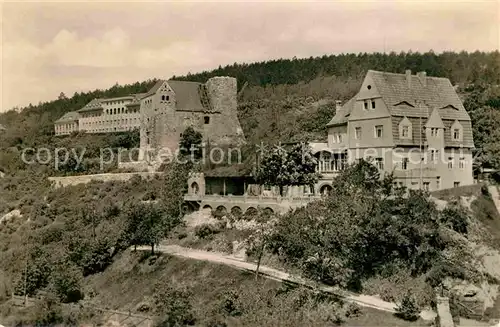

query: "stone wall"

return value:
[205, 77, 245, 145]
[48, 172, 163, 188]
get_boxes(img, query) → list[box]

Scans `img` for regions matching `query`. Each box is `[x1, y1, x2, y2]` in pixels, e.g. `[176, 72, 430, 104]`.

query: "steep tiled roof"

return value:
[365, 70, 473, 148]
[142, 80, 209, 112]
[326, 97, 355, 126]
[369, 70, 470, 120]
[55, 111, 81, 123]
[77, 99, 103, 112]
[144, 80, 164, 97]
[167, 80, 207, 112]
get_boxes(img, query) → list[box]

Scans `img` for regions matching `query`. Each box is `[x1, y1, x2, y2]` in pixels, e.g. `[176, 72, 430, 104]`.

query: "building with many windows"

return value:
[54, 111, 81, 135]
[54, 94, 142, 136]
[311, 69, 474, 192]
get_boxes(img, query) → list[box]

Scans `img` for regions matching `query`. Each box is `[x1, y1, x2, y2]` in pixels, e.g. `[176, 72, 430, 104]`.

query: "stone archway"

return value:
[263, 207, 274, 216]
[214, 205, 227, 218]
[244, 207, 258, 220]
[230, 206, 243, 218]
[320, 184, 333, 195]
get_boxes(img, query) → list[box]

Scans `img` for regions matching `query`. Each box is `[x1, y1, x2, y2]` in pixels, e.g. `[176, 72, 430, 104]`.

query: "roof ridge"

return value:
[369, 69, 450, 81]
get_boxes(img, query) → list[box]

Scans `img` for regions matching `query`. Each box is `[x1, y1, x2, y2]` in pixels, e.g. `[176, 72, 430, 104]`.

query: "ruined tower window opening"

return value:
[204, 116, 210, 124]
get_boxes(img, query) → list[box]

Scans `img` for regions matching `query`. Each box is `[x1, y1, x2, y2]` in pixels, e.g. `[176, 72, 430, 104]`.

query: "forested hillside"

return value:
[173, 51, 500, 88]
[1, 51, 500, 174]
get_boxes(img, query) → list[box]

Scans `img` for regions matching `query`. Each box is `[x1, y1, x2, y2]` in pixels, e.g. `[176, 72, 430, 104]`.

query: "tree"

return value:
[124, 202, 166, 255]
[179, 126, 202, 159]
[49, 261, 84, 303]
[255, 143, 320, 196]
[245, 207, 277, 280]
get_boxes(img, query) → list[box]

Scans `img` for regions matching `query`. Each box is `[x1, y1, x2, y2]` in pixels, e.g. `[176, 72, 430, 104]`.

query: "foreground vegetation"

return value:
[1, 252, 426, 327]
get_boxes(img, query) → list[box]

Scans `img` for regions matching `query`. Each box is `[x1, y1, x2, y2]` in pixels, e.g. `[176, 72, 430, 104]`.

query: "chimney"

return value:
[417, 71, 427, 86]
[405, 70, 412, 88]
[335, 100, 342, 114]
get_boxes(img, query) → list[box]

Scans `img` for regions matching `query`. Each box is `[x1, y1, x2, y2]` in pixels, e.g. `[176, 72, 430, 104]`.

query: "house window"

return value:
[371, 100, 376, 109]
[354, 127, 361, 139]
[436, 177, 441, 190]
[429, 149, 439, 163]
[459, 157, 465, 169]
[402, 157, 409, 170]
[375, 125, 383, 138]
[364, 101, 368, 110]
[375, 157, 384, 170]
[402, 125, 409, 138]
[337, 133, 342, 143]
[454, 182, 460, 188]
[431, 128, 439, 137]
[423, 182, 430, 191]
[166, 95, 170, 101]
[448, 157, 454, 169]
[161, 95, 165, 101]
[204, 116, 210, 124]
[453, 128, 460, 140]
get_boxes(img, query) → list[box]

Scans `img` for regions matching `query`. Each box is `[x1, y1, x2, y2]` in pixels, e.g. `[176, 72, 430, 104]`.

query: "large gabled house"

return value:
[312, 69, 474, 192]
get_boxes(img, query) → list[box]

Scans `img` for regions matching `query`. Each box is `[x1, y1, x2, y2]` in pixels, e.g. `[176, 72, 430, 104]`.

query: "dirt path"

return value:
[137, 244, 435, 319]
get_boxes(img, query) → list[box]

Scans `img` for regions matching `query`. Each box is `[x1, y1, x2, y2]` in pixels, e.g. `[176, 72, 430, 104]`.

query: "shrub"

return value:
[395, 293, 420, 321]
[194, 223, 221, 239]
[49, 262, 84, 303]
[218, 290, 242, 317]
[153, 283, 195, 327]
[440, 204, 469, 234]
[343, 302, 362, 318]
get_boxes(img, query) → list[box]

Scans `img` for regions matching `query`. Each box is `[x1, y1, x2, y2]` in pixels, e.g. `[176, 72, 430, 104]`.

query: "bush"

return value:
[49, 262, 84, 303]
[194, 223, 222, 239]
[395, 293, 420, 321]
[218, 290, 242, 317]
[153, 283, 195, 327]
[440, 204, 469, 234]
[343, 302, 362, 318]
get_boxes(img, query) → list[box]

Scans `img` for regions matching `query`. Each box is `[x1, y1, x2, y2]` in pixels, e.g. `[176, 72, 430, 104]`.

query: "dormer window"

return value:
[402, 126, 409, 138]
[399, 117, 412, 139]
[451, 120, 463, 141]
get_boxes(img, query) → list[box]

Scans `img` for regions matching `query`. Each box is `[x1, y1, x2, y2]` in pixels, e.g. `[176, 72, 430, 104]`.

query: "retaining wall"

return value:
[48, 172, 163, 188]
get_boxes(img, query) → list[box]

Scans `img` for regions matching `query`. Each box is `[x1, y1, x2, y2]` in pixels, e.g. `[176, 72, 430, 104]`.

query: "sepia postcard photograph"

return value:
[0, 0, 499, 326]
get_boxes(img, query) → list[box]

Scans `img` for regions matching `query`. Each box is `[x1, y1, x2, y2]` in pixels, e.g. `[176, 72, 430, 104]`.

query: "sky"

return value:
[1, 0, 499, 112]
